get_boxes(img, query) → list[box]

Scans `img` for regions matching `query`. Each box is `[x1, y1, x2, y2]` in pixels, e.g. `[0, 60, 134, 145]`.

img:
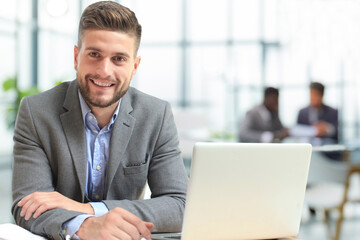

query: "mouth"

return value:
[91, 79, 115, 87]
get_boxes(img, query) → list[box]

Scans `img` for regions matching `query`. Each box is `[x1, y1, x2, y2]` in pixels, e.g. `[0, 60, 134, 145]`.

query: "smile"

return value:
[92, 79, 114, 87]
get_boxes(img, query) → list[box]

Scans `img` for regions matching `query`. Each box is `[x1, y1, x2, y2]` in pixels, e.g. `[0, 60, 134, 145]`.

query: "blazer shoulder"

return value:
[246, 105, 264, 117]
[323, 104, 338, 113]
[23, 81, 74, 113]
[26, 81, 72, 104]
[299, 106, 310, 113]
[297, 106, 310, 118]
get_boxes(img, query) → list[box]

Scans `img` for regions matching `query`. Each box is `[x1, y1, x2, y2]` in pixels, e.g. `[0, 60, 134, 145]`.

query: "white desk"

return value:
[0, 223, 46, 240]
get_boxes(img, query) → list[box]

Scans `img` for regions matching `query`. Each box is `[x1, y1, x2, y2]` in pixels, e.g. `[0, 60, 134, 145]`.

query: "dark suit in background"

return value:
[297, 104, 340, 160]
[297, 104, 338, 143]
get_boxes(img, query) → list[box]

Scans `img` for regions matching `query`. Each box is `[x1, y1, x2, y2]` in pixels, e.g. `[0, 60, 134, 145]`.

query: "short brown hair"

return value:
[310, 82, 325, 95]
[78, 1, 142, 54]
[264, 87, 279, 98]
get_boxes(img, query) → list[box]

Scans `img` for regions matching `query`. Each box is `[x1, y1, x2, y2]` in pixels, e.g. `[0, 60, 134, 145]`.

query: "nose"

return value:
[96, 58, 112, 78]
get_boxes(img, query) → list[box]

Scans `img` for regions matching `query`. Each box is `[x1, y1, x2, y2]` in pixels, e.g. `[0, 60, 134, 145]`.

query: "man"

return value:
[238, 87, 288, 143]
[297, 82, 338, 144]
[11, 2, 188, 240]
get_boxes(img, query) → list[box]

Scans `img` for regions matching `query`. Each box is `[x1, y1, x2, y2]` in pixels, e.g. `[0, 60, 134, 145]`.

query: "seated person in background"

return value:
[11, 2, 188, 240]
[238, 87, 289, 143]
[297, 82, 338, 145]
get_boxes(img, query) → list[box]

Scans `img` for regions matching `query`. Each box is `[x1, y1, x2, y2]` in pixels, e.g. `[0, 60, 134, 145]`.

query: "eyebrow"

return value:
[85, 47, 131, 58]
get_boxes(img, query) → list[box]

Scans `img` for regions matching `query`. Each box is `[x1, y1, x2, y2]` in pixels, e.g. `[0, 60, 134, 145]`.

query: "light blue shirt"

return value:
[62, 91, 121, 239]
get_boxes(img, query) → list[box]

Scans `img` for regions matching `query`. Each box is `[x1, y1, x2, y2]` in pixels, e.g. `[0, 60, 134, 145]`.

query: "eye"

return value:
[113, 56, 126, 62]
[89, 52, 99, 57]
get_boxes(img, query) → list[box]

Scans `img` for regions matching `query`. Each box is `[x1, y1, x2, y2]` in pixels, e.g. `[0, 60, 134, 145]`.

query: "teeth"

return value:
[93, 80, 112, 87]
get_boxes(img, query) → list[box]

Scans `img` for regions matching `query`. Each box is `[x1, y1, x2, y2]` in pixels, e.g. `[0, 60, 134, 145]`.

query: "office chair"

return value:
[305, 149, 360, 240]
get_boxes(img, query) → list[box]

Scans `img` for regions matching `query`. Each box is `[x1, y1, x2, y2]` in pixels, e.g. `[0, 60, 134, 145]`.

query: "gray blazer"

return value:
[12, 80, 188, 239]
[238, 104, 285, 142]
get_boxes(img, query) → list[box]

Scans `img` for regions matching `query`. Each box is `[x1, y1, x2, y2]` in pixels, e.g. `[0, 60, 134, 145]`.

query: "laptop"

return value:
[152, 142, 312, 240]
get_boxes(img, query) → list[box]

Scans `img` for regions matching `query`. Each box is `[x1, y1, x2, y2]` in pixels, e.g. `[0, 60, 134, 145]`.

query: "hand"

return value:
[314, 121, 329, 137]
[274, 128, 289, 141]
[76, 207, 154, 240]
[18, 191, 94, 220]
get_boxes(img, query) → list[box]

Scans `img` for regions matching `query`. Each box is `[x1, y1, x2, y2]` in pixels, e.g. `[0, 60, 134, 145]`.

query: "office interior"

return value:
[1, 0, 360, 239]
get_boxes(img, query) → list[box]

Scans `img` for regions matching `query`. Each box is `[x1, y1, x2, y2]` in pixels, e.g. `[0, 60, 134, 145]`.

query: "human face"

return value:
[310, 88, 323, 108]
[74, 29, 141, 109]
[264, 94, 279, 113]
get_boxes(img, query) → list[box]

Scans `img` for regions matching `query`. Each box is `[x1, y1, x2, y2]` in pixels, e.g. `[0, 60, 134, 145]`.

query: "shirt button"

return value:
[95, 195, 100, 200]
[89, 115, 93, 120]
[62, 229, 67, 235]
[97, 134, 101, 138]
[96, 165, 101, 171]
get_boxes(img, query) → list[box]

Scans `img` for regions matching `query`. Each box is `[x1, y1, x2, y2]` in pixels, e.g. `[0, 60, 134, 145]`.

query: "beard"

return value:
[77, 73, 129, 108]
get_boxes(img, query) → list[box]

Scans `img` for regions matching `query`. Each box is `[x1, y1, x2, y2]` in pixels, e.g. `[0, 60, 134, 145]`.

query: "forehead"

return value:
[267, 94, 278, 99]
[80, 29, 136, 56]
[310, 88, 322, 95]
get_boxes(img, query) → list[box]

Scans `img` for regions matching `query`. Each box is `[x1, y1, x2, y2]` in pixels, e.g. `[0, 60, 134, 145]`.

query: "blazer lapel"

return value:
[105, 90, 136, 195]
[60, 80, 87, 200]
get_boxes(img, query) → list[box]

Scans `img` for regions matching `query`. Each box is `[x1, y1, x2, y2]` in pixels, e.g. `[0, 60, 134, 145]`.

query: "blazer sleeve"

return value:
[12, 97, 83, 240]
[238, 110, 264, 142]
[322, 106, 338, 139]
[297, 108, 309, 125]
[103, 102, 188, 233]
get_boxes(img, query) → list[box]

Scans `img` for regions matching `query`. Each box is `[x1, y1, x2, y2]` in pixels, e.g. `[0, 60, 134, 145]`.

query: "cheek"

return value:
[77, 61, 93, 76]
[115, 68, 133, 81]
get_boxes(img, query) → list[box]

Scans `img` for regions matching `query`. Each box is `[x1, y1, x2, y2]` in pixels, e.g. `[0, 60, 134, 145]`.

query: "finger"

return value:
[22, 195, 49, 220]
[18, 193, 34, 207]
[144, 222, 154, 230]
[20, 197, 34, 217]
[114, 220, 141, 240]
[18, 199, 26, 207]
[29, 197, 59, 219]
[33, 204, 51, 219]
[100, 216, 139, 240]
[24, 202, 40, 220]
[121, 212, 152, 240]
[111, 230, 134, 240]
[19, 192, 45, 215]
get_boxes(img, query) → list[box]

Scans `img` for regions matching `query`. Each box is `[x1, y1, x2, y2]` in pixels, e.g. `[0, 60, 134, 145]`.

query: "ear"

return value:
[130, 56, 141, 80]
[74, 45, 79, 71]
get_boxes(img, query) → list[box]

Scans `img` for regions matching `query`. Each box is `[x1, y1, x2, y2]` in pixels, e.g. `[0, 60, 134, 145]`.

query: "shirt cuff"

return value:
[261, 131, 274, 143]
[90, 202, 109, 216]
[62, 214, 92, 240]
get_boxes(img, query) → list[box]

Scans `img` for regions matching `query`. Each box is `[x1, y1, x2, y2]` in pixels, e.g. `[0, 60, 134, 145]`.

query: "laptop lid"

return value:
[180, 142, 312, 240]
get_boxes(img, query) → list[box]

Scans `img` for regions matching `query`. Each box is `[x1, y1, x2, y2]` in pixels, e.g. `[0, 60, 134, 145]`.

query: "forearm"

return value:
[103, 195, 186, 232]
[12, 205, 81, 240]
[12, 98, 82, 239]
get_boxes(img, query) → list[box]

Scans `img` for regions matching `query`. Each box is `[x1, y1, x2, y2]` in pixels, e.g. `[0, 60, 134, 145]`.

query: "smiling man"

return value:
[11, 2, 188, 240]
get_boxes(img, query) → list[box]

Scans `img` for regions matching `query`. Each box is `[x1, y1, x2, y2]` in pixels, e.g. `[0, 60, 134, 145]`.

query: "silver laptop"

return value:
[152, 142, 312, 240]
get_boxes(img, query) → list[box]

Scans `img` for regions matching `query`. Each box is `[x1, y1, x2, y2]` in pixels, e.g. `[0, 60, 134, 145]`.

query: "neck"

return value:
[90, 102, 118, 129]
[311, 103, 323, 110]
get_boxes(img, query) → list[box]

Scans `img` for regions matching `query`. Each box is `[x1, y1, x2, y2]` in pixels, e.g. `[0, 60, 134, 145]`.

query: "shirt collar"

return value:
[78, 90, 122, 130]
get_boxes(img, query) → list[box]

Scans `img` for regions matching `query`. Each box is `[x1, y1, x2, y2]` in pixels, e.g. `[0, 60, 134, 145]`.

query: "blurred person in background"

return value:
[238, 87, 289, 143]
[297, 82, 338, 145]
